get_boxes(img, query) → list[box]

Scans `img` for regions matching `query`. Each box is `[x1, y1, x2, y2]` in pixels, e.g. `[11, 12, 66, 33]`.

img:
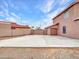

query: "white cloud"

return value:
[3, 0, 8, 7]
[35, 0, 70, 28]
[41, 18, 53, 28]
[0, 10, 20, 23]
[47, 0, 72, 20]
[47, 5, 68, 20]
[0, 12, 5, 16]
[59, 0, 74, 7]
[5, 12, 21, 23]
[0, 1, 9, 17]
[0, 0, 73, 29]
[37, 0, 55, 13]
[18, 19, 32, 26]
[47, 10, 59, 19]
[41, 0, 70, 28]
[6, 17, 17, 22]
[11, 12, 20, 19]
[32, 17, 53, 29]
[59, 0, 67, 5]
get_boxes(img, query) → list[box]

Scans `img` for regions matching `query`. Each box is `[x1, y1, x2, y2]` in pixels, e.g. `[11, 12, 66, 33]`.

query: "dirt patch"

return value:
[0, 48, 79, 59]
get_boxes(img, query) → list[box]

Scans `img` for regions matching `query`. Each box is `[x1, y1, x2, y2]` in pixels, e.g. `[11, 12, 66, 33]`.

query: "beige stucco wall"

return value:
[33, 29, 44, 35]
[0, 23, 12, 37]
[76, 0, 79, 2]
[43, 29, 47, 35]
[0, 23, 46, 37]
[53, 3, 79, 39]
[23, 29, 32, 35]
[0, 23, 31, 37]
[46, 28, 51, 35]
[0, 48, 79, 59]
[0, 23, 32, 37]
[12, 29, 32, 36]
[12, 29, 24, 36]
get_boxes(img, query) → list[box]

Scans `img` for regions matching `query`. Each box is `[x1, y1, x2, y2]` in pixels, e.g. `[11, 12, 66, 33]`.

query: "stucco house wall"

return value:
[53, 2, 79, 39]
[45, 25, 58, 35]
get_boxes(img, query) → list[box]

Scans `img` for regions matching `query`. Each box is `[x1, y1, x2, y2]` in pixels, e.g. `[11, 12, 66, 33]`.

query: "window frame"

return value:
[62, 26, 66, 34]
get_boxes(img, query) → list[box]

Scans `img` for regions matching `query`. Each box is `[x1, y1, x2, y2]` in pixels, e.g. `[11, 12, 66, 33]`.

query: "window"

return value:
[64, 11, 69, 19]
[63, 26, 66, 34]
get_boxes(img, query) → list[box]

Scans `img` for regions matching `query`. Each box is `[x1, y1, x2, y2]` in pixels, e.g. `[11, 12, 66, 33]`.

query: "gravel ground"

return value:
[0, 48, 79, 59]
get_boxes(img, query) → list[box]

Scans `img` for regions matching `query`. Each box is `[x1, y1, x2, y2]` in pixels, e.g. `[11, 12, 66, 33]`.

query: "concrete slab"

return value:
[0, 35, 79, 47]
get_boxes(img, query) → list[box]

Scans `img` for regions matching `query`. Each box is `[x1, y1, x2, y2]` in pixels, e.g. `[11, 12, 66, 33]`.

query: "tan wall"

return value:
[12, 29, 24, 36]
[46, 28, 51, 35]
[0, 23, 12, 37]
[0, 23, 32, 37]
[76, 0, 79, 2]
[23, 29, 32, 35]
[33, 29, 44, 35]
[53, 3, 79, 39]
[0, 48, 79, 59]
[12, 29, 32, 36]
[0, 23, 46, 37]
[43, 29, 47, 35]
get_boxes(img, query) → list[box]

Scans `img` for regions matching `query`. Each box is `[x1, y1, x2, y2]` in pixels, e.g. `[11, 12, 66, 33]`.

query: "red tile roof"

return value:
[0, 21, 31, 29]
[11, 23, 31, 29]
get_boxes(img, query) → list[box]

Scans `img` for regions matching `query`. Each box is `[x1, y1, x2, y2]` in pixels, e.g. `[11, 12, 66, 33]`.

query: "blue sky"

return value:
[0, 0, 75, 28]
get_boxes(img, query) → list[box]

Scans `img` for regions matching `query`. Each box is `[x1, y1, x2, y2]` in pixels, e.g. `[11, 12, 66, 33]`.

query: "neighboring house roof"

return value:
[53, 2, 79, 20]
[0, 21, 31, 29]
[11, 23, 31, 29]
[45, 23, 59, 29]
[45, 25, 53, 29]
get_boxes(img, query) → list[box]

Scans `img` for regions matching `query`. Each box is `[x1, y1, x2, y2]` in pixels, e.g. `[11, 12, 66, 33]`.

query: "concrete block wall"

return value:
[43, 29, 47, 35]
[12, 29, 24, 36]
[33, 29, 44, 35]
[23, 29, 32, 35]
[0, 23, 12, 37]
[0, 23, 32, 37]
[46, 28, 51, 35]
[12, 29, 32, 36]
[0, 23, 47, 37]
